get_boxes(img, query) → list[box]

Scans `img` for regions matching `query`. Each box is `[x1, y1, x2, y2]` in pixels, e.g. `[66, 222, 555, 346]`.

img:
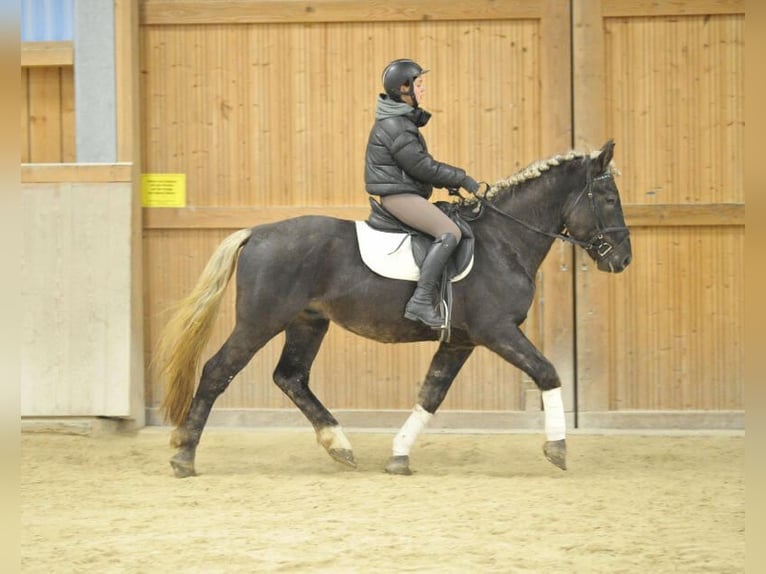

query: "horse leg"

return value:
[478, 322, 567, 471]
[273, 312, 356, 468]
[170, 323, 268, 478]
[385, 341, 475, 475]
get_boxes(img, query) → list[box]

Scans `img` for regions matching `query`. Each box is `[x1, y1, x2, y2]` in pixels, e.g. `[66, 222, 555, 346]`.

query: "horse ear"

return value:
[594, 139, 615, 173]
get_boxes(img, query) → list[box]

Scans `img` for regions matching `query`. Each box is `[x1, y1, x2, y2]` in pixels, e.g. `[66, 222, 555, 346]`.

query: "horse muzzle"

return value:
[593, 235, 632, 273]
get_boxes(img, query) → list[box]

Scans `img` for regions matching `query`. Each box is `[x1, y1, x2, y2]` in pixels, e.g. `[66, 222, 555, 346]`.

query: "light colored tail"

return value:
[157, 228, 253, 426]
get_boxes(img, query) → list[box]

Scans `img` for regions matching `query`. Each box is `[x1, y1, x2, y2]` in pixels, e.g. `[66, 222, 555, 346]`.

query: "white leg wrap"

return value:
[542, 387, 566, 441]
[392, 404, 433, 456]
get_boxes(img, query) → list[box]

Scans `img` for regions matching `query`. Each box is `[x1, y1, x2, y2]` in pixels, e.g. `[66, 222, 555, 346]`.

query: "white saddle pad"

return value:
[355, 221, 473, 282]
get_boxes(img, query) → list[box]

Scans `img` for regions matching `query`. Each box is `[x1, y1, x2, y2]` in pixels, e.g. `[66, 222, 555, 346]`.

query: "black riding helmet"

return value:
[381, 59, 429, 107]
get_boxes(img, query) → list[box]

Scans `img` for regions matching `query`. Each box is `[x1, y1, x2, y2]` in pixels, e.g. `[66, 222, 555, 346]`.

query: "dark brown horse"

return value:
[157, 140, 632, 477]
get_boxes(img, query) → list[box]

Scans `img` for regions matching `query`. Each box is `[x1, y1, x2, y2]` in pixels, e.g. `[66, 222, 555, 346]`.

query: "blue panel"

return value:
[21, 0, 74, 41]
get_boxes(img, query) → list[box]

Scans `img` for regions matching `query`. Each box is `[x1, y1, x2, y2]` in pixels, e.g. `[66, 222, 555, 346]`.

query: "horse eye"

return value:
[605, 195, 617, 205]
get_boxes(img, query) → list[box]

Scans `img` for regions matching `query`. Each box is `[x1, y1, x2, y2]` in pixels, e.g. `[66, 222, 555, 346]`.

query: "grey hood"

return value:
[374, 95, 431, 126]
[375, 95, 416, 120]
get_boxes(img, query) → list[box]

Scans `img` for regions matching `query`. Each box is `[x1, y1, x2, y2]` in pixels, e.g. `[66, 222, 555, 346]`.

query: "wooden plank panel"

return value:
[601, 0, 744, 17]
[573, 0, 606, 150]
[609, 227, 742, 410]
[141, 19, 542, 208]
[625, 203, 744, 226]
[576, 227, 744, 412]
[141, 0, 544, 25]
[21, 163, 133, 183]
[60, 66, 76, 162]
[604, 14, 744, 205]
[21, 41, 74, 67]
[27, 67, 62, 162]
[21, 65, 75, 165]
[575, 9, 744, 415]
[115, 0, 142, 163]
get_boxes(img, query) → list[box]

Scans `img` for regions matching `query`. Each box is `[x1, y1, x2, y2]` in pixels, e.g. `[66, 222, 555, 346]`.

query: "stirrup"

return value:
[437, 274, 453, 343]
[438, 298, 450, 342]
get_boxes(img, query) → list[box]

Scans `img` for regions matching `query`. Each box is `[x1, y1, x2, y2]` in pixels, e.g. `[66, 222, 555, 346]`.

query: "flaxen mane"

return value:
[472, 149, 619, 202]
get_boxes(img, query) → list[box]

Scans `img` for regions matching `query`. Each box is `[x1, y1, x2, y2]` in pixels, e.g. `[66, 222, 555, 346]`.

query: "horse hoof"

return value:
[543, 439, 567, 471]
[329, 449, 357, 469]
[170, 453, 197, 478]
[385, 455, 412, 476]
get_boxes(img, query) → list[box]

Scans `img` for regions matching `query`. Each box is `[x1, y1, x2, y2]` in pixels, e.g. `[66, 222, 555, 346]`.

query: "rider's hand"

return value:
[461, 176, 479, 193]
[460, 177, 490, 197]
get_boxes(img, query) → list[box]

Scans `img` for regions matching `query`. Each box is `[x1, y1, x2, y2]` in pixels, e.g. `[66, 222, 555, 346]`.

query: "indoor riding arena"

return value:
[21, 1, 744, 572]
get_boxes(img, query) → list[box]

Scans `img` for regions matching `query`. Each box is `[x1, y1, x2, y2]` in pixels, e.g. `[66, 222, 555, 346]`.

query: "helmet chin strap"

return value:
[401, 83, 419, 108]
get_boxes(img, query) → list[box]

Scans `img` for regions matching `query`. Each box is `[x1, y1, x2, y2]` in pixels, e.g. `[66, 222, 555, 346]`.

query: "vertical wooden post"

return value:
[115, 0, 145, 425]
[572, 0, 612, 414]
[539, 0, 575, 416]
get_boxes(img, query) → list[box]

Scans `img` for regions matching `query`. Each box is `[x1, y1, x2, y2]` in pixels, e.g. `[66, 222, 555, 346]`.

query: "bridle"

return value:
[471, 171, 630, 262]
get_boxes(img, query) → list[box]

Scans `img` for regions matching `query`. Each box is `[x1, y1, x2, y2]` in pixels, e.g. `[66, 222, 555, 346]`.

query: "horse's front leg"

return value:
[478, 322, 567, 471]
[385, 340, 474, 475]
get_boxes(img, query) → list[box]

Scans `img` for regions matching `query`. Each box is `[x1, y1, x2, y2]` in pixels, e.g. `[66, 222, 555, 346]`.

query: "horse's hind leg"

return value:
[170, 323, 269, 477]
[386, 340, 474, 475]
[273, 311, 356, 468]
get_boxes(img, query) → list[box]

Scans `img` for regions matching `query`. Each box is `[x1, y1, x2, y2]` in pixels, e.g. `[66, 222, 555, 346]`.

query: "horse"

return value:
[157, 139, 632, 478]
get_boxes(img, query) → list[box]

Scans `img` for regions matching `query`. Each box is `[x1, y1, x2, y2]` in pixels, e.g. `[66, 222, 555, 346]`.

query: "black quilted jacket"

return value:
[364, 97, 472, 199]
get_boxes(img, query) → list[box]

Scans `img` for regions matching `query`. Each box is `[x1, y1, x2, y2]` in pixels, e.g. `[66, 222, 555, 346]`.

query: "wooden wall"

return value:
[140, 0, 573, 424]
[137, 0, 744, 428]
[21, 42, 75, 163]
[17, 1, 744, 429]
[573, 0, 744, 427]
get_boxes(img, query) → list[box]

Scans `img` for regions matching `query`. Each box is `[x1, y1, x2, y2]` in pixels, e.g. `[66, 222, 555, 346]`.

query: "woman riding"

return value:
[364, 58, 486, 328]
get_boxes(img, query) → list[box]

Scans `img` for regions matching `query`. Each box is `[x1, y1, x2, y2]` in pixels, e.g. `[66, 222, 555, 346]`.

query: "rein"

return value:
[472, 172, 629, 262]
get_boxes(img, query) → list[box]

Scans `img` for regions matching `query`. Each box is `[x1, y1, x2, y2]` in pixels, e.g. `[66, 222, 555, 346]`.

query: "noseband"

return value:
[475, 171, 630, 262]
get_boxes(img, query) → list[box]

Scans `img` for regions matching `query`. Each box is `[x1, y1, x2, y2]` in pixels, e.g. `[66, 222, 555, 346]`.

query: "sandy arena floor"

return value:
[21, 427, 744, 573]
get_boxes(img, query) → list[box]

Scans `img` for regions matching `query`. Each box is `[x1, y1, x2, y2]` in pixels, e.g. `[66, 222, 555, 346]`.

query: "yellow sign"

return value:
[141, 174, 186, 207]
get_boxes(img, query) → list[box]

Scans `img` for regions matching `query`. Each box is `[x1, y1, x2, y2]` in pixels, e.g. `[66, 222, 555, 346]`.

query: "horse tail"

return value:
[157, 227, 253, 427]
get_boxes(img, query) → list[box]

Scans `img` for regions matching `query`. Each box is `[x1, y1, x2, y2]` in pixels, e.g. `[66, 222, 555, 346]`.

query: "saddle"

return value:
[361, 198, 476, 341]
[365, 198, 475, 279]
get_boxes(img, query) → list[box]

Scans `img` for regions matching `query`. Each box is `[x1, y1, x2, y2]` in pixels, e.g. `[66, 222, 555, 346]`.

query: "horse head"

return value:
[562, 140, 632, 273]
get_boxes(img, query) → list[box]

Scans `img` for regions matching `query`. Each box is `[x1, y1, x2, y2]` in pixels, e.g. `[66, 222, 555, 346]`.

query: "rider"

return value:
[365, 58, 486, 328]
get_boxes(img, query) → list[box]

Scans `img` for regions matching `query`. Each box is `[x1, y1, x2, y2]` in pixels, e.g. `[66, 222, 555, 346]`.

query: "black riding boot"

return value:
[404, 233, 459, 328]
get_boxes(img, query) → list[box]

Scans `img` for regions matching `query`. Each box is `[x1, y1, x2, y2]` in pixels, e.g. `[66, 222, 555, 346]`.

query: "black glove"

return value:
[461, 176, 480, 193]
